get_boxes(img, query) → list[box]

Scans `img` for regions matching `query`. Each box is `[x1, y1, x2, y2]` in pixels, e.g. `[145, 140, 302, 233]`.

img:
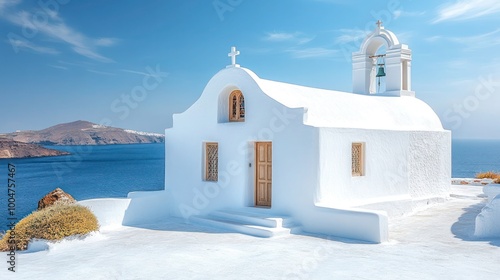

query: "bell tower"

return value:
[352, 21, 414, 97]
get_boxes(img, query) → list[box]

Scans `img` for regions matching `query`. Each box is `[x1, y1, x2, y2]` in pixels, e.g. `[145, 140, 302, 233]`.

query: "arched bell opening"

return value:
[352, 21, 414, 97]
[369, 45, 387, 94]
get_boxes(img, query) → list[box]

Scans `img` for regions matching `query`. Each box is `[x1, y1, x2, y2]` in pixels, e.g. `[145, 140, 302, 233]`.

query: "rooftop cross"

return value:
[227, 46, 240, 68]
[376, 20, 383, 29]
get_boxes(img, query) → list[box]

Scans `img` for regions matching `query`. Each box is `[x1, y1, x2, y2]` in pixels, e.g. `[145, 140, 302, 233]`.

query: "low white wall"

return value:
[79, 198, 131, 229]
[300, 205, 388, 243]
[474, 194, 500, 238]
[483, 184, 500, 203]
[79, 190, 170, 229]
[123, 190, 170, 225]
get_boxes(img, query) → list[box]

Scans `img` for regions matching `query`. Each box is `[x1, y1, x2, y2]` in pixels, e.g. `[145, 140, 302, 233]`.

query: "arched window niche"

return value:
[218, 88, 245, 123]
[229, 90, 245, 122]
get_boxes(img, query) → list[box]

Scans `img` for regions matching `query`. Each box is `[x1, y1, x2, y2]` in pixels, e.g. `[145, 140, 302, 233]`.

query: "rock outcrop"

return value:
[37, 188, 76, 210]
[0, 138, 70, 159]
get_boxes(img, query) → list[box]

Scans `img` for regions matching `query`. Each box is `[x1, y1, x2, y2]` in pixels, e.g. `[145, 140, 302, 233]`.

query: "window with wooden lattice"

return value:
[204, 142, 218, 181]
[351, 143, 364, 176]
[229, 90, 245, 122]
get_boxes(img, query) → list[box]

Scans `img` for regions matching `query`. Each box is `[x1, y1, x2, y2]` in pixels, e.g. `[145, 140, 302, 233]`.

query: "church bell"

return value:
[376, 66, 386, 77]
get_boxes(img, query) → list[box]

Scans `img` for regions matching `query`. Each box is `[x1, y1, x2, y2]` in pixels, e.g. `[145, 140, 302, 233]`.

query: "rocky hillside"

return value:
[1, 120, 164, 145]
[0, 138, 70, 159]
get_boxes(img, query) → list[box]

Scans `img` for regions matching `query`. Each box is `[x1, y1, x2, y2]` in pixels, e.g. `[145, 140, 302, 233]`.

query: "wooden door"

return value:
[255, 142, 272, 207]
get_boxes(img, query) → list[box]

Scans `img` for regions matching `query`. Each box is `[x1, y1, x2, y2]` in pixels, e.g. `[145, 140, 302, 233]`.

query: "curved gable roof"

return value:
[216, 67, 444, 131]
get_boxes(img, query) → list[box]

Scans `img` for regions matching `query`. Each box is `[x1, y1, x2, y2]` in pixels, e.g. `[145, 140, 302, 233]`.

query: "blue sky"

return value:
[0, 0, 499, 139]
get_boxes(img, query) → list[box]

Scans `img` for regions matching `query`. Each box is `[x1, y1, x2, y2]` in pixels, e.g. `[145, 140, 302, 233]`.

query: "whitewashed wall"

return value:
[317, 128, 451, 207]
[407, 131, 451, 199]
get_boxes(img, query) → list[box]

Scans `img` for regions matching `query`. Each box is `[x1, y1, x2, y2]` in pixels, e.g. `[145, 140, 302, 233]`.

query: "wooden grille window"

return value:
[352, 143, 364, 176]
[229, 90, 245, 122]
[204, 142, 218, 181]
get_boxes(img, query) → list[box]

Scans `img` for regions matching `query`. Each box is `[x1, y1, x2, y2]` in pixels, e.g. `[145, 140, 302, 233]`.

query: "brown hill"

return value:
[2, 120, 164, 145]
[0, 138, 70, 159]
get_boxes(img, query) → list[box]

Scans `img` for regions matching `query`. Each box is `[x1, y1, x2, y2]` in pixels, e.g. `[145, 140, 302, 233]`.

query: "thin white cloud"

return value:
[48, 64, 68, 70]
[313, 0, 350, 3]
[334, 29, 369, 44]
[396, 32, 413, 44]
[7, 38, 59, 54]
[121, 69, 169, 79]
[425, 35, 442, 42]
[0, 0, 20, 13]
[58, 60, 93, 67]
[87, 69, 115, 76]
[433, 0, 500, 23]
[95, 38, 119, 47]
[263, 31, 342, 59]
[263, 32, 313, 44]
[73, 46, 113, 63]
[121, 69, 150, 76]
[4, 8, 117, 62]
[451, 29, 500, 49]
[393, 10, 425, 19]
[265, 32, 296, 41]
[393, 10, 402, 19]
[431, 29, 500, 49]
[287, 47, 338, 59]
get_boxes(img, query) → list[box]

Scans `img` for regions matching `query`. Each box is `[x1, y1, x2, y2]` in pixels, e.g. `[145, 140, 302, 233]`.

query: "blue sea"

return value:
[452, 139, 500, 178]
[0, 140, 499, 232]
[0, 144, 164, 232]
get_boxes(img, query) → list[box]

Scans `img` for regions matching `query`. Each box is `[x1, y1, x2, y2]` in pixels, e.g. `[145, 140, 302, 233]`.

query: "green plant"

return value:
[0, 203, 99, 251]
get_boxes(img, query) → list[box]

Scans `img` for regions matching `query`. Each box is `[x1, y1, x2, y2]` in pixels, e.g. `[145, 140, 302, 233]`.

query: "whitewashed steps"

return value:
[190, 209, 299, 238]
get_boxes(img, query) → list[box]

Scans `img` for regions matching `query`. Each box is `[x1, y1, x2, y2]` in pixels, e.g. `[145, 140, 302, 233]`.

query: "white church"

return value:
[131, 22, 450, 243]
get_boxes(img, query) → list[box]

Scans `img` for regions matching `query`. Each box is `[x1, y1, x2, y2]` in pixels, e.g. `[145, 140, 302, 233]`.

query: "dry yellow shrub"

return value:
[475, 171, 500, 180]
[0, 203, 99, 251]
